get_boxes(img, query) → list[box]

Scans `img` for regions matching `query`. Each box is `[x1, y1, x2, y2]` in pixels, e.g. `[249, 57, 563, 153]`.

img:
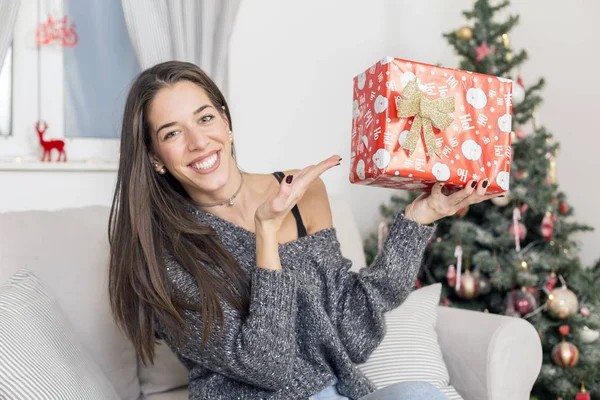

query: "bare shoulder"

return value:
[282, 169, 333, 233]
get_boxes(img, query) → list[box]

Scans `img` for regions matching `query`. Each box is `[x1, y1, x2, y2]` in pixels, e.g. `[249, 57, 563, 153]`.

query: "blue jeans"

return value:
[309, 379, 448, 400]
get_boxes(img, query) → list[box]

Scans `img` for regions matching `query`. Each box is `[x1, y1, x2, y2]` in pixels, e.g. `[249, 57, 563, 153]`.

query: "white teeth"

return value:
[191, 153, 218, 170]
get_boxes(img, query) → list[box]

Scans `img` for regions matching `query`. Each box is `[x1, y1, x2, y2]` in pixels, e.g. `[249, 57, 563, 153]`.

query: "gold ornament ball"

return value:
[551, 341, 579, 368]
[546, 287, 579, 319]
[456, 270, 479, 300]
[456, 26, 473, 40]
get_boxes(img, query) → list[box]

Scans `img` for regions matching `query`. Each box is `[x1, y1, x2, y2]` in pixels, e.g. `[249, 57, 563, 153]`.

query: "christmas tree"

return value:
[364, 1, 599, 398]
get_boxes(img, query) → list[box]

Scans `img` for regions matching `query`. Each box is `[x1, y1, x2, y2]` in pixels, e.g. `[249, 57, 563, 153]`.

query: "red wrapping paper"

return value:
[349, 57, 513, 193]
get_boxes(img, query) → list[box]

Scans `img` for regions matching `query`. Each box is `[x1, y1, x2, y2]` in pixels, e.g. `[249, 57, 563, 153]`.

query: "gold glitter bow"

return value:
[396, 79, 455, 157]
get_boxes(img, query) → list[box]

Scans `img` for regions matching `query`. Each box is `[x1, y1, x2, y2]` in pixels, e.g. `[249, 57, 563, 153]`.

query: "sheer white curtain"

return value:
[121, 0, 242, 92]
[0, 0, 20, 71]
[0, 0, 20, 137]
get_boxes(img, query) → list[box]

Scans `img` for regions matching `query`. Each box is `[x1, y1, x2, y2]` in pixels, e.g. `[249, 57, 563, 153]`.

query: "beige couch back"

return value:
[0, 195, 366, 399]
[0, 206, 141, 399]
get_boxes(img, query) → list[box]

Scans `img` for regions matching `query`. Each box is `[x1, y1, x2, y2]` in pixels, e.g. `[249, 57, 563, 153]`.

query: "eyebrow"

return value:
[155, 104, 213, 137]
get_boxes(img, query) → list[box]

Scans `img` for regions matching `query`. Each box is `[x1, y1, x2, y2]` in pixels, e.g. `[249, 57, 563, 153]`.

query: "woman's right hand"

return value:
[254, 155, 341, 234]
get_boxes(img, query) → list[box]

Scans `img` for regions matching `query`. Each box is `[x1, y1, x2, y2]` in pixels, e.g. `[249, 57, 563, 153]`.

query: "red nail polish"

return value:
[482, 180, 488, 189]
[471, 181, 477, 188]
[285, 175, 293, 184]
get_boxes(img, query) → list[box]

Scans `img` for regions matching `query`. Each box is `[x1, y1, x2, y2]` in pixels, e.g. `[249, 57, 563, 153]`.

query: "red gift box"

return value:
[349, 57, 513, 193]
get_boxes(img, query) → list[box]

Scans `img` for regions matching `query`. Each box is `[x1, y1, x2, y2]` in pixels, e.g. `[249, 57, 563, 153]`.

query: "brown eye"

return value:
[199, 115, 214, 123]
[164, 131, 179, 140]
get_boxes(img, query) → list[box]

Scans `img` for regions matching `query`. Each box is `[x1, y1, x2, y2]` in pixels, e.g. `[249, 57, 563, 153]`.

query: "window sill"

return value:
[0, 159, 118, 172]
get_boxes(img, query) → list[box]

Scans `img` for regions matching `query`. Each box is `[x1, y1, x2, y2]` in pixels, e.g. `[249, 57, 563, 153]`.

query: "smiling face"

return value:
[147, 80, 236, 202]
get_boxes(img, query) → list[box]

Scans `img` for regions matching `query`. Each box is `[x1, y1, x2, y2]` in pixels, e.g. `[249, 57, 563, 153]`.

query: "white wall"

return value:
[230, 0, 600, 266]
[229, 0, 399, 246]
[1, 0, 598, 265]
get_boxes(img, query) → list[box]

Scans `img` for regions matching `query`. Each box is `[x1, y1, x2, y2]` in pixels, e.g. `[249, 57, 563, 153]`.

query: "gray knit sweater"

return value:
[155, 208, 435, 400]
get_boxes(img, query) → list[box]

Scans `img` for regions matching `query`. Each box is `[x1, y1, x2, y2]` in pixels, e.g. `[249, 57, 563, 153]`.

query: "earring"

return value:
[158, 167, 166, 175]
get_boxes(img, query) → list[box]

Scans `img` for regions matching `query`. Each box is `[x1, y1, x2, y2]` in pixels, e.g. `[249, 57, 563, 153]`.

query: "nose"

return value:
[186, 127, 210, 152]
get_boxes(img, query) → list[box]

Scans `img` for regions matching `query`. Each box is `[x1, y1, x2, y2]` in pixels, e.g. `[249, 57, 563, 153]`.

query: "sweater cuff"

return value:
[249, 267, 297, 316]
[385, 211, 436, 255]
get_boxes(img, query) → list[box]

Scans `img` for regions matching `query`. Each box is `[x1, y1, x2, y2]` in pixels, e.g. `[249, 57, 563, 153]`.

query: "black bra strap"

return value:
[272, 172, 307, 238]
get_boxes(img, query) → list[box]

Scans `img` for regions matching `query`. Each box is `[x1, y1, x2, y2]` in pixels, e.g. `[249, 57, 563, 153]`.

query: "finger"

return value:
[475, 178, 489, 197]
[426, 184, 455, 216]
[270, 175, 295, 212]
[482, 191, 505, 200]
[430, 182, 445, 198]
[286, 155, 341, 194]
[456, 189, 502, 210]
[413, 192, 430, 203]
[305, 154, 342, 180]
[461, 178, 490, 206]
[447, 178, 478, 205]
[274, 165, 323, 212]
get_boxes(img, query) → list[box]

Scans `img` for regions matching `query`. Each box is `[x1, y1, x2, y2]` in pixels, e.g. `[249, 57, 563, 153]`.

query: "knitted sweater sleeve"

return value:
[330, 211, 435, 364]
[157, 265, 298, 391]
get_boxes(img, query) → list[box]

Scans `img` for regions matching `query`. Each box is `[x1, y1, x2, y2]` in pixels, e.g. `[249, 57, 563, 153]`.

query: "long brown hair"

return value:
[108, 61, 250, 365]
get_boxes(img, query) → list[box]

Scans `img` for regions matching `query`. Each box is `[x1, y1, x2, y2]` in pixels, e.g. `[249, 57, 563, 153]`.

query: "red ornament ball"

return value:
[576, 392, 591, 400]
[558, 325, 570, 337]
[551, 341, 579, 368]
[576, 383, 591, 400]
[511, 288, 536, 316]
[559, 203, 568, 214]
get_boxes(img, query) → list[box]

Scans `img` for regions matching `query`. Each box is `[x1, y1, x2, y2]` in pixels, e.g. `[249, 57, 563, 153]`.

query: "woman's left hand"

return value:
[405, 178, 505, 226]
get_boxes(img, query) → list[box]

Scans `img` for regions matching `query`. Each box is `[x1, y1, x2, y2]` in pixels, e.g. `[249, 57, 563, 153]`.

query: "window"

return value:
[0, 0, 140, 163]
[64, 0, 140, 140]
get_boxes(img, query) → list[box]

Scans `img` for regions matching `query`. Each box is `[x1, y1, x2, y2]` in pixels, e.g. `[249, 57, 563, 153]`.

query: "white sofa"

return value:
[0, 196, 542, 400]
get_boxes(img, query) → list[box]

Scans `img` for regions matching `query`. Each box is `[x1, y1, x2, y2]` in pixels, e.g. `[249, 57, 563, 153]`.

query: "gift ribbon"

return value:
[396, 78, 455, 157]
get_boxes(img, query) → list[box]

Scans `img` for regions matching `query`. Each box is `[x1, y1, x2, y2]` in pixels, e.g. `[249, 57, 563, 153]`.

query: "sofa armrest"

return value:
[436, 306, 542, 400]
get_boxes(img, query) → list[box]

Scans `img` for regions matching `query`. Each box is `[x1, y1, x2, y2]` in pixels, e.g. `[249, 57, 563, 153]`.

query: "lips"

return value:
[189, 150, 219, 166]
[189, 150, 221, 174]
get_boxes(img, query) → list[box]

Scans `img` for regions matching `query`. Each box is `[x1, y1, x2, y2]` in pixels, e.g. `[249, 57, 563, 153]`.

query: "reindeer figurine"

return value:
[36, 120, 67, 162]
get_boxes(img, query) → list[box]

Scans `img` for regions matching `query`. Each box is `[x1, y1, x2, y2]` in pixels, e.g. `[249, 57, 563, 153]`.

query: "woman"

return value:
[109, 61, 499, 400]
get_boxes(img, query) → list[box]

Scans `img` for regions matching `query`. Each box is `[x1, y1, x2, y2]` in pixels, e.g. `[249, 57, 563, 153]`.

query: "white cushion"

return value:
[0, 269, 120, 400]
[359, 284, 463, 400]
[0, 207, 140, 399]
